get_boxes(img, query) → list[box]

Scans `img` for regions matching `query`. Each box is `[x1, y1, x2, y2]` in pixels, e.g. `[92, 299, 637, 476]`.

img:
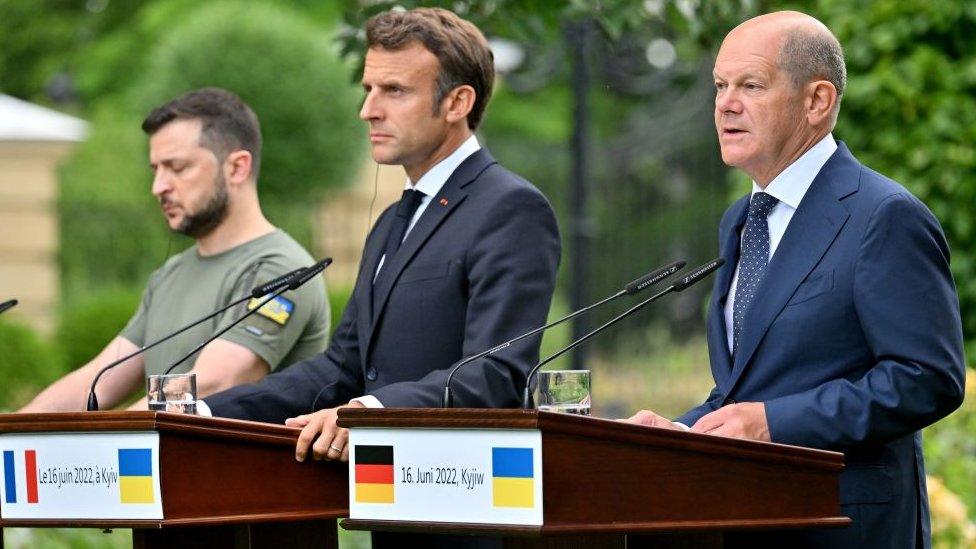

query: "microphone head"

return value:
[251, 269, 305, 298]
[624, 261, 686, 295]
[288, 257, 333, 290]
[672, 258, 725, 292]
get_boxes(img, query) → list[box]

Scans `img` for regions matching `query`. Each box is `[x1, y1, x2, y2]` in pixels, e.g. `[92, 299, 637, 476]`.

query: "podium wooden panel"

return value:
[338, 408, 850, 548]
[0, 412, 348, 548]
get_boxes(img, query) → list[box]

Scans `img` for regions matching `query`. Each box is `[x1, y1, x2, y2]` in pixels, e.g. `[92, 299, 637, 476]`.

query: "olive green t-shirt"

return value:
[121, 229, 330, 378]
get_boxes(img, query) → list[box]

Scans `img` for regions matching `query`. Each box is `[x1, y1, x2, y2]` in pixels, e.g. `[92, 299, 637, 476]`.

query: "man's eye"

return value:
[714, 82, 727, 91]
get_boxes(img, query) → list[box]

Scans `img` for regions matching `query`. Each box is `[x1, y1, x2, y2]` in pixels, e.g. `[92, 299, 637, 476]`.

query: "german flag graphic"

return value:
[355, 445, 394, 504]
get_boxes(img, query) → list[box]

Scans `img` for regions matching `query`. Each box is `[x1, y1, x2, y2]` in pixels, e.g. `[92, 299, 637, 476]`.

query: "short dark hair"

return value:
[366, 8, 495, 130]
[778, 28, 847, 116]
[142, 87, 263, 178]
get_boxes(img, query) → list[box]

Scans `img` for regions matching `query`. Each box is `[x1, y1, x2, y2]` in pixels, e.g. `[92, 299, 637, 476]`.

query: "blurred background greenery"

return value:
[1, 0, 973, 546]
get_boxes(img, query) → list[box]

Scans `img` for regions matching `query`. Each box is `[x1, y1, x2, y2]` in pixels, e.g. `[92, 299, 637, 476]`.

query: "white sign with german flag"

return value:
[0, 432, 162, 520]
[348, 428, 543, 525]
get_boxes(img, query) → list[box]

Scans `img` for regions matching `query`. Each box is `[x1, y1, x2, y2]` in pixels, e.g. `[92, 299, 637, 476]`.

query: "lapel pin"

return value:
[439, 198, 449, 206]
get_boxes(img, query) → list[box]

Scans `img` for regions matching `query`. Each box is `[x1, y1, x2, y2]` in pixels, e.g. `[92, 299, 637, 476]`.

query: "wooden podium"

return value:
[0, 412, 347, 549]
[338, 408, 850, 548]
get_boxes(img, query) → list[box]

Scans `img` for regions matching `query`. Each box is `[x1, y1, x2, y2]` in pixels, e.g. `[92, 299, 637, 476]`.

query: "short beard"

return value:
[174, 172, 229, 238]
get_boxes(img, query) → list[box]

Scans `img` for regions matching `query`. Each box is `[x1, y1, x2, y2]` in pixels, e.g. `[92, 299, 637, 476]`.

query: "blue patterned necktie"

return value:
[732, 192, 779, 356]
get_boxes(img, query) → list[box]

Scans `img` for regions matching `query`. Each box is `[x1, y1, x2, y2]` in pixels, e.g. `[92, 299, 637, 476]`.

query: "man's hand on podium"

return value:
[691, 401, 770, 442]
[624, 410, 686, 430]
[286, 400, 367, 463]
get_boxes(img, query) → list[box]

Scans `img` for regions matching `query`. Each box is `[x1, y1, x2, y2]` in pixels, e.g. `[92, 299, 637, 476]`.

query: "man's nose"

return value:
[151, 170, 171, 197]
[359, 91, 381, 121]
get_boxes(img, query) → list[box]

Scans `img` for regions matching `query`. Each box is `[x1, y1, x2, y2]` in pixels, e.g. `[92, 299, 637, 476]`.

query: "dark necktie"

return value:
[377, 188, 424, 277]
[732, 192, 779, 355]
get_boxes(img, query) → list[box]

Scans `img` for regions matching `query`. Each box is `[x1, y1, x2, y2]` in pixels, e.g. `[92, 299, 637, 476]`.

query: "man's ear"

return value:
[806, 80, 837, 127]
[443, 85, 476, 125]
[224, 150, 253, 185]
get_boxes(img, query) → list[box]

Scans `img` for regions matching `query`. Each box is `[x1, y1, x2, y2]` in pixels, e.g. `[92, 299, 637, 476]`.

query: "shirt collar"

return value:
[405, 134, 481, 197]
[751, 133, 837, 208]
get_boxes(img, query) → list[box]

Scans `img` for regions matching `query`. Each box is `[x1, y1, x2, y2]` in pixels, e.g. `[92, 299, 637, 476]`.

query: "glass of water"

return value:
[147, 373, 198, 414]
[535, 370, 591, 416]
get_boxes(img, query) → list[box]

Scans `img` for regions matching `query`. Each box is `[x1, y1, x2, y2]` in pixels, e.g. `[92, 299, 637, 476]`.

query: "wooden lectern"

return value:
[0, 412, 347, 549]
[338, 408, 850, 548]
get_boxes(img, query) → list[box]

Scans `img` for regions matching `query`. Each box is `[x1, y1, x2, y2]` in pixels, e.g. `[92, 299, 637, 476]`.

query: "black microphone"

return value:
[0, 299, 17, 315]
[442, 260, 685, 408]
[522, 258, 725, 409]
[287, 257, 332, 290]
[251, 267, 307, 298]
[85, 263, 316, 411]
[160, 257, 333, 376]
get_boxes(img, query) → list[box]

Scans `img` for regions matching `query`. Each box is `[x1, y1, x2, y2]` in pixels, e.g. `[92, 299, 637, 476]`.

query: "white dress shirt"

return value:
[723, 134, 837, 353]
[373, 135, 481, 278]
[359, 134, 481, 408]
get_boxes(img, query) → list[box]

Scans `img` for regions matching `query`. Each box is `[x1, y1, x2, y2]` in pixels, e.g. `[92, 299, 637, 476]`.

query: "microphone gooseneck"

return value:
[523, 258, 724, 409]
[442, 260, 685, 408]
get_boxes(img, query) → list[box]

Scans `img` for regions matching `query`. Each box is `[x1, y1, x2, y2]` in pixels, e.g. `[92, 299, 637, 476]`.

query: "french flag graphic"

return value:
[3, 449, 39, 504]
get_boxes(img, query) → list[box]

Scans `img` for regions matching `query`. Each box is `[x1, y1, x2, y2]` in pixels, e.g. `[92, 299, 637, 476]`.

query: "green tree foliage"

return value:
[0, 320, 62, 410]
[134, 1, 363, 205]
[0, 0, 345, 105]
[56, 287, 144, 371]
[58, 0, 363, 296]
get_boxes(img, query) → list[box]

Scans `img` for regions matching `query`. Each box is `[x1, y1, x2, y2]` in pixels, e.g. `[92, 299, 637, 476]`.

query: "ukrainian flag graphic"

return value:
[492, 447, 534, 508]
[118, 449, 154, 504]
[355, 445, 394, 504]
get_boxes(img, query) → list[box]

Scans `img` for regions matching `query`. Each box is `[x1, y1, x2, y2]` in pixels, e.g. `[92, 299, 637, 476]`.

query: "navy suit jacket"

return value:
[677, 143, 965, 548]
[206, 149, 561, 423]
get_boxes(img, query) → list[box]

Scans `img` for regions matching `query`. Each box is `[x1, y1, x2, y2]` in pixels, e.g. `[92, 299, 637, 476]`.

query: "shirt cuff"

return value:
[196, 399, 213, 417]
[352, 395, 384, 408]
[673, 421, 691, 431]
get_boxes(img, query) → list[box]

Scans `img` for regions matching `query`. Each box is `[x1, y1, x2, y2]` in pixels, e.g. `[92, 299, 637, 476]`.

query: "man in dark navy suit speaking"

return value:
[204, 6, 560, 472]
[627, 11, 965, 548]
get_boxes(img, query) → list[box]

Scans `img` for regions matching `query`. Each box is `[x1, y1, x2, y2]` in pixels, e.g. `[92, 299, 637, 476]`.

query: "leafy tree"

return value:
[134, 1, 363, 205]
[59, 0, 364, 296]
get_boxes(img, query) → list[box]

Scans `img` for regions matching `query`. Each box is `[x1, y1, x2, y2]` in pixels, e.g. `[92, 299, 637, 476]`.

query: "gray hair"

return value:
[778, 28, 846, 116]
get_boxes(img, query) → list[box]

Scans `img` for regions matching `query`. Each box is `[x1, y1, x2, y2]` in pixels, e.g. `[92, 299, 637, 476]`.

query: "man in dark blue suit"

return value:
[203, 6, 560, 477]
[627, 11, 965, 548]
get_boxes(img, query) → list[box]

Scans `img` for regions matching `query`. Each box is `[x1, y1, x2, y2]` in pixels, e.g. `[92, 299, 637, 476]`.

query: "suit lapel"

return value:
[356, 212, 392, 352]
[362, 149, 496, 361]
[727, 144, 858, 392]
[709, 198, 749, 379]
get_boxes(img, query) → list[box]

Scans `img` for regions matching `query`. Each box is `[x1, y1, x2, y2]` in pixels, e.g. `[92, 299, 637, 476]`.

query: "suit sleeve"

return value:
[368, 184, 561, 408]
[203, 287, 365, 424]
[763, 193, 966, 449]
[675, 386, 723, 426]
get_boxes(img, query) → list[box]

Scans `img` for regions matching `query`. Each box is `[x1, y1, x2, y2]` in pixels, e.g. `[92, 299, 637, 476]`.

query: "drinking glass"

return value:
[535, 370, 591, 416]
[147, 373, 198, 414]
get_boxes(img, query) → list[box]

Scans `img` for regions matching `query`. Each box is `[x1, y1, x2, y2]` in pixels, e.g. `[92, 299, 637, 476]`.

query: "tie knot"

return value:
[748, 192, 778, 218]
[396, 189, 424, 218]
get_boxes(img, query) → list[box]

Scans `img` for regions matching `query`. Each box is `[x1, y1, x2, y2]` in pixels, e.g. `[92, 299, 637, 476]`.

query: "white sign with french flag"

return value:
[0, 432, 163, 520]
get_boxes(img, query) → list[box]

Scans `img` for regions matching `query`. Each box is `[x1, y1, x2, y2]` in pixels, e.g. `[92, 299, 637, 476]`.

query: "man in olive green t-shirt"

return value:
[20, 88, 329, 412]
